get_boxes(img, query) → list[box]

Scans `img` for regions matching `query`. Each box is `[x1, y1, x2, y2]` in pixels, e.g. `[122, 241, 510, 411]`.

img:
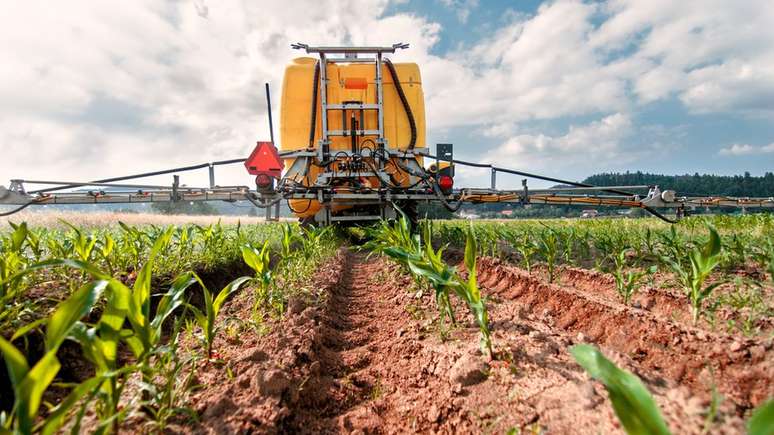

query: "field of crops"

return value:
[1, 213, 773, 433]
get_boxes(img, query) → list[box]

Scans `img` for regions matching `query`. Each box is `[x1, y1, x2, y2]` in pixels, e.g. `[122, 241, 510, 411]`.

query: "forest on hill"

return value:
[584, 171, 774, 197]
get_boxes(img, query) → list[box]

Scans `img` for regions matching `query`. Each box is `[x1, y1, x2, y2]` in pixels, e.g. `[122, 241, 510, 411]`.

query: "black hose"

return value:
[431, 181, 463, 212]
[0, 201, 36, 216]
[243, 192, 283, 209]
[417, 152, 636, 197]
[309, 61, 320, 147]
[384, 58, 417, 150]
[642, 205, 678, 224]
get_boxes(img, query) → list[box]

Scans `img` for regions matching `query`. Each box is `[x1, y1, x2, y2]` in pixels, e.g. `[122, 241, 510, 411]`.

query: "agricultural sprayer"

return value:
[1, 43, 772, 224]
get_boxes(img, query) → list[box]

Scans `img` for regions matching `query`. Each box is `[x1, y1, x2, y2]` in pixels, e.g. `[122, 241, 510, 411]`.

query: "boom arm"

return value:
[2, 151, 772, 220]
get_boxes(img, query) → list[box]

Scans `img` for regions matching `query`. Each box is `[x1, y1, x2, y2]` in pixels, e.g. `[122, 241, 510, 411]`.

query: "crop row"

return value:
[435, 215, 774, 331]
[0, 220, 338, 433]
[359, 214, 774, 433]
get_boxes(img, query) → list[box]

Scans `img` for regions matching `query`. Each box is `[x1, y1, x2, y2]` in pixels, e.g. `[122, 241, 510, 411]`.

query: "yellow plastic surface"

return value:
[280, 57, 427, 218]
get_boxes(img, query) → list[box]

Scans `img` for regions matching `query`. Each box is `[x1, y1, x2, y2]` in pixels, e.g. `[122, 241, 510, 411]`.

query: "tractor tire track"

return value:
[289, 251, 401, 433]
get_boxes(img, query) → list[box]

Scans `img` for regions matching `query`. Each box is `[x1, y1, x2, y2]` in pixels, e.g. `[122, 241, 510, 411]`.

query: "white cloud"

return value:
[478, 113, 636, 182]
[592, 0, 774, 114]
[719, 143, 774, 156]
[0, 0, 436, 186]
[1, 0, 772, 192]
[425, 1, 630, 128]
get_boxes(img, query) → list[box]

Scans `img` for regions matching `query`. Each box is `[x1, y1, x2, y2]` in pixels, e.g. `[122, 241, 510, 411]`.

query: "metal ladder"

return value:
[291, 43, 410, 224]
[291, 43, 408, 162]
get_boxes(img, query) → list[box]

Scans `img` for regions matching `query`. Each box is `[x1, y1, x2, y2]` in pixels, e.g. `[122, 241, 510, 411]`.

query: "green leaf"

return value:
[748, 399, 774, 435]
[39, 375, 105, 435]
[0, 336, 29, 389]
[213, 276, 251, 315]
[47, 280, 107, 351]
[11, 222, 28, 252]
[240, 245, 264, 274]
[152, 272, 197, 331]
[570, 344, 671, 435]
[11, 318, 48, 341]
[17, 350, 61, 434]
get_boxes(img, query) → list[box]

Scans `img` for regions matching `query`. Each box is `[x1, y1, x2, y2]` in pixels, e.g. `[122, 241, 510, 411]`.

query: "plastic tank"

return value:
[280, 57, 426, 219]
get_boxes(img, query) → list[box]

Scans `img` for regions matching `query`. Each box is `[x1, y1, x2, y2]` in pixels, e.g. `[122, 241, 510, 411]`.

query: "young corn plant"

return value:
[377, 216, 492, 356]
[571, 344, 671, 435]
[512, 233, 537, 274]
[661, 226, 724, 325]
[385, 221, 456, 327]
[538, 228, 559, 283]
[611, 249, 655, 305]
[457, 223, 493, 356]
[188, 274, 251, 358]
[61, 220, 98, 263]
[0, 280, 108, 435]
[241, 240, 276, 313]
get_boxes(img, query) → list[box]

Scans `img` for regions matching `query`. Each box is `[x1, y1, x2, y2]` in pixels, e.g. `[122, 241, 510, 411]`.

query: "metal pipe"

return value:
[13, 180, 209, 190]
[265, 82, 275, 144]
[29, 158, 245, 194]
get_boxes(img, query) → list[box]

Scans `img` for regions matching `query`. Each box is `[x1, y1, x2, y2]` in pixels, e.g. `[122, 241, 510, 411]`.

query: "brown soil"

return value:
[551, 265, 774, 335]
[477, 257, 774, 409]
[180, 250, 760, 433]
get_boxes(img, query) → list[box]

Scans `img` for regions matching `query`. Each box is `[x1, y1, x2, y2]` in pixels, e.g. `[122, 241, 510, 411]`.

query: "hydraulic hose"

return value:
[309, 61, 320, 147]
[642, 205, 678, 224]
[384, 58, 417, 150]
[0, 201, 36, 216]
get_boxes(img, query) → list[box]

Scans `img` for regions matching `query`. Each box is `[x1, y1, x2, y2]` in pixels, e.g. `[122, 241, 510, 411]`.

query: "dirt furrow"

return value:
[182, 248, 756, 433]
[477, 256, 774, 409]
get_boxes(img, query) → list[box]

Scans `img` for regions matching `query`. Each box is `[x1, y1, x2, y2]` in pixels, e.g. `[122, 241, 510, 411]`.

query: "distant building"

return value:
[501, 209, 513, 216]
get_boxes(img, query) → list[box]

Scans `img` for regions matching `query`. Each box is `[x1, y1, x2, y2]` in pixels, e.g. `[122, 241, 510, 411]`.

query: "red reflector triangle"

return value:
[244, 141, 283, 178]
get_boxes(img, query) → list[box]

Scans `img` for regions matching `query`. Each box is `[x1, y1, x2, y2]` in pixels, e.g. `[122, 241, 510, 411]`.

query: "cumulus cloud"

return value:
[719, 143, 774, 156]
[1, 0, 772, 190]
[483, 113, 634, 173]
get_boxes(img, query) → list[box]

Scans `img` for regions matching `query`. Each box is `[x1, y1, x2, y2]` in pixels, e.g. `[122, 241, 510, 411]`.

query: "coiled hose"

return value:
[384, 58, 417, 150]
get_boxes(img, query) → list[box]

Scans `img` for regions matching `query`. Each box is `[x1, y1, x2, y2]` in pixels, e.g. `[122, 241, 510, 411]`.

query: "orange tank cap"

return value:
[343, 77, 368, 89]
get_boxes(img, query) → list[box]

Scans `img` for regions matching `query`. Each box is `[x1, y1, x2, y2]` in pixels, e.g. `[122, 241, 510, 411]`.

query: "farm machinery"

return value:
[1, 43, 772, 224]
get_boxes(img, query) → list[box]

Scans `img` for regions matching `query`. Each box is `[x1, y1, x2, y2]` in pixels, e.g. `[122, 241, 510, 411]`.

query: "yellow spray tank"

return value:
[279, 45, 427, 221]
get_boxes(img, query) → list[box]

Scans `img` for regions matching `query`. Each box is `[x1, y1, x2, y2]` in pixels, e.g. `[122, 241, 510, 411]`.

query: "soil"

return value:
[550, 265, 774, 336]
[179, 249, 765, 434]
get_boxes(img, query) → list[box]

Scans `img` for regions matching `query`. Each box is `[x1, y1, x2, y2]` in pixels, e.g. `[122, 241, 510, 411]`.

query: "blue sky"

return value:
[385, 0, 774, 183]
[1, 0, 772, 191]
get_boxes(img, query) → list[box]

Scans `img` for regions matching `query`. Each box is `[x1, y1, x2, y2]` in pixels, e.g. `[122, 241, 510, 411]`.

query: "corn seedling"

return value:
[512, 233, 538, 274]
[570, 344, 671, 435]
[538, 228, 559, 283]
[611, 249, 655, 305]
[188, 274, 251, 358]
[0, 279, 107, 435]
[661, 226, 724, 325]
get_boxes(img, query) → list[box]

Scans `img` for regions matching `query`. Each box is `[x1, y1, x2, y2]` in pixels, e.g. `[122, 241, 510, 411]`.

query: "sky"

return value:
[1, 0, 773, 191]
